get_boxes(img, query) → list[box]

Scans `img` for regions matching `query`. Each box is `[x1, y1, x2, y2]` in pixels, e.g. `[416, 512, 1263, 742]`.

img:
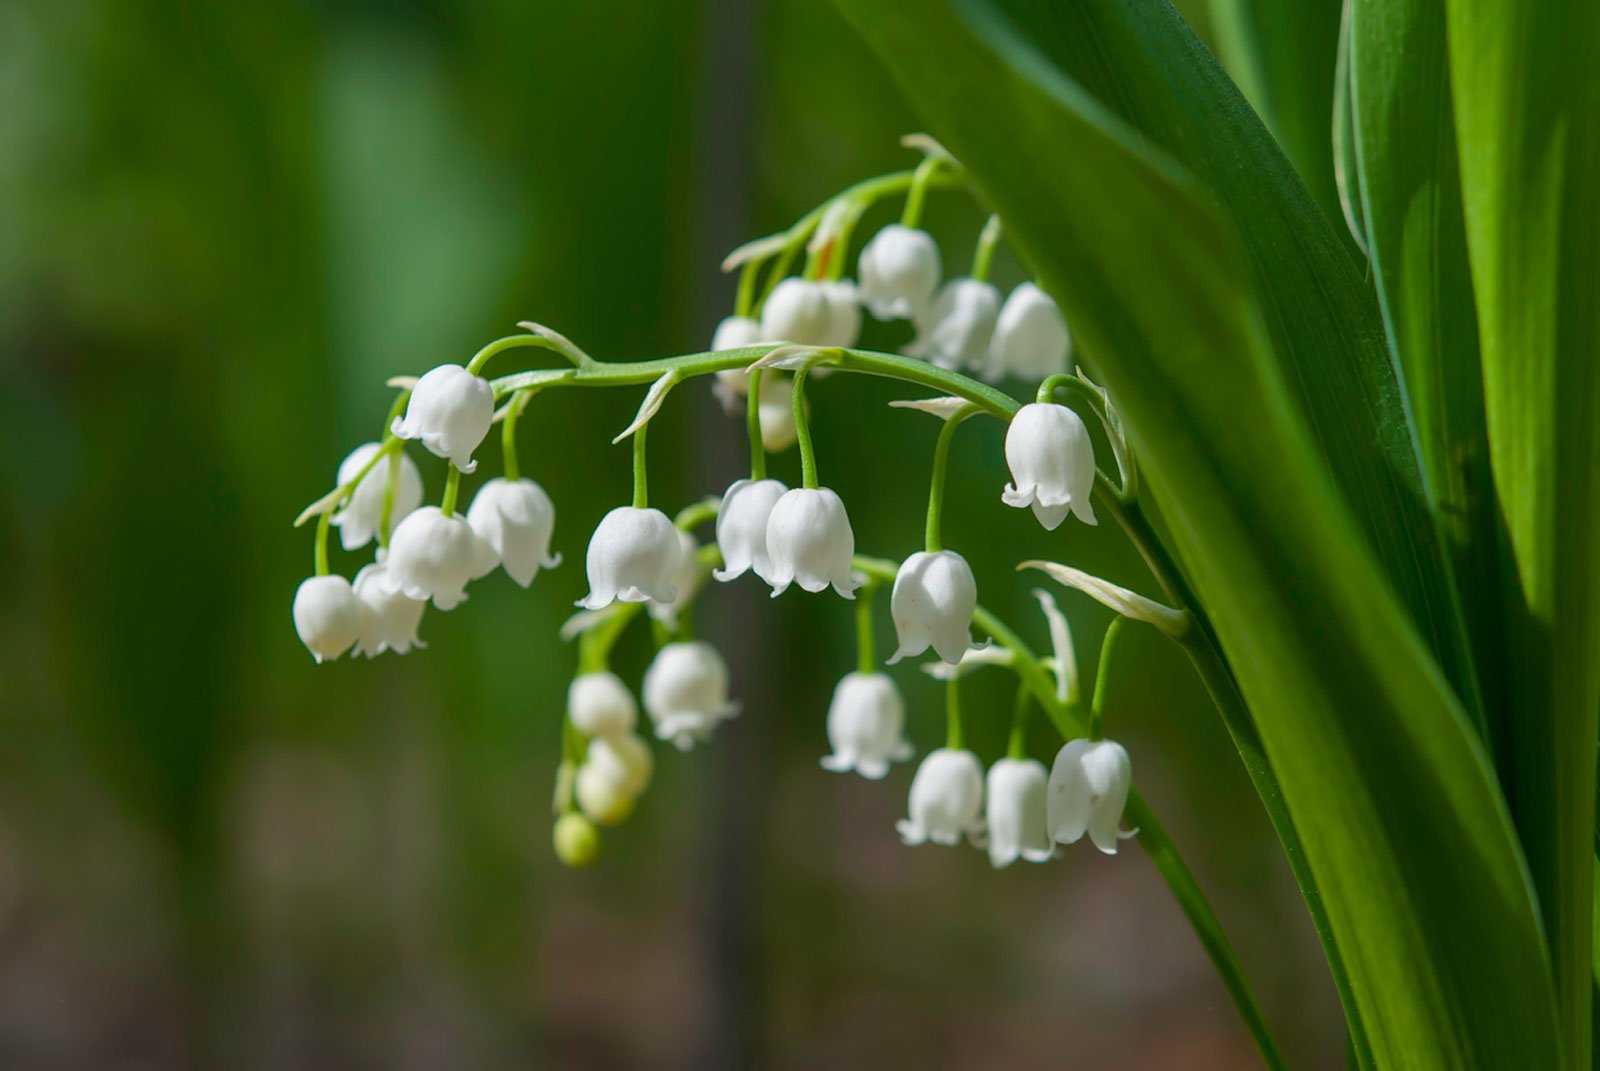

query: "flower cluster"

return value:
[292, 140, 1158, 873]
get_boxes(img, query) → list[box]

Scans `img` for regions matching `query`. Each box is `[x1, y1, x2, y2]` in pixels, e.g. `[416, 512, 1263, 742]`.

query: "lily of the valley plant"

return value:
[290, 2, 1600, 1067]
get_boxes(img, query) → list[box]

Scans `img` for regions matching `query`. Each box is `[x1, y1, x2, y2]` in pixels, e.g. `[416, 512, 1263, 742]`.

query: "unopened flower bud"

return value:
[586, 732, 653, 796]
[568, 671, 638, 738]
[643, 640, 739, 750]
[292, 575, 363, 663]
[858, 224, 941, 320]
[390, 364, 494, 473]
[552, 812, 600, 867]
[988, 282, 1070, 381]
[575, 762, 636, 826]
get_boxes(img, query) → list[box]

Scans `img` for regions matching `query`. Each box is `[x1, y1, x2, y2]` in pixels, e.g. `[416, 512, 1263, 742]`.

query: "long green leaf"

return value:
[1347, 0, 1502, 765]
[1444, 2, 1600, 1063]
[1330, 1, 1367, 256]
[1205, 0, 1345, 231]
[985, 0, 1482, 734]
[833, 0, 1559, 1065]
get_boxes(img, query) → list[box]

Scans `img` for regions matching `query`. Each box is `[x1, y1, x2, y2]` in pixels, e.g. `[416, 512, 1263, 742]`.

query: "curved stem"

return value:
[793, 368, 818, 489]
[466, 334, 572, 376]
[924, 406, 978, 552]
[971, 214, 1003, 283]
[901, 155, 945, 229]
[747, 369, 767, 481]
[440, 466, 462, 517]
[855, 582, 878, 673]
[314, 513, 331, 577]
[735, 258, 761, 319]
[502, 395, 524, 483]
[1090, 616, 1131, 741]
[378, 451, 399, 548]
[631, 422, 649, 509]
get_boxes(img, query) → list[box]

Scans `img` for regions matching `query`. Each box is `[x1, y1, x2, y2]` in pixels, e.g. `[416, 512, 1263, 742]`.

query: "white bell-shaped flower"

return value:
[711, 315, 766, 413]
[887, 550, 978, 665]
[760, 278, 835, 346]
[643, 640, 740, 750]
[585, 732, 653, 796]
[858, 224, 941, 319]
[1002, 402, 1098, 530]
[577, 506, 682, 609]
[292, 575, 363, 663]
[648, 529, 702, 628]
[821, 280, 862, 348]
[390, 364, 494, 473]
[382, 505, 495, 610]
[820, 672, 912, 779]
[987, 282, 1070, 381]
[352, 561, 426, 656]
[575, 761, 635, 826]
[904, 278, 1000, 371]
[465, 477, 561, 587]
[330, 442, 423, 551]
[896, 748, 984, 846]
[568, 671, 638, 738]
[714, 479, 787, 585]
[764, 487, 860, 598]
[983, 758, 1055, 868]
[757, 375, 798, 452]
[1048, 738, 1137, 854]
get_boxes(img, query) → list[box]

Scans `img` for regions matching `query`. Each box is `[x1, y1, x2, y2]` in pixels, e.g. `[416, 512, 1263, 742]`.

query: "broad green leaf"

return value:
[984, 0, 1482, 735]
[1445, 1, 1600, 1062]
[1347, 0, 1500, 762]
[833, 0, 1559, 1065]
[1205, 0, 1345, 231]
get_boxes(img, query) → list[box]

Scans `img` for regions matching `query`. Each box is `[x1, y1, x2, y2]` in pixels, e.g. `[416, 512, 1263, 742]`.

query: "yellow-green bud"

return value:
[553, 813, 600, 867]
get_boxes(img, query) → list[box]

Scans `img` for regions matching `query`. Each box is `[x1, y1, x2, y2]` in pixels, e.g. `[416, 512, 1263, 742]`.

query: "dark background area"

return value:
[0, 1, 1344, 1066]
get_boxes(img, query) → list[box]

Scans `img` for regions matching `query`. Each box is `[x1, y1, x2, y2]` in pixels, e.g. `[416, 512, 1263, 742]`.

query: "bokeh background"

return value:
[0, 1, 1347, 1066]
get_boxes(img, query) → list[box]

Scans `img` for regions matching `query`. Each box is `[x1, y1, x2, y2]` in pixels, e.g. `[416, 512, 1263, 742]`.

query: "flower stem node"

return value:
[1002, 402, 1098, 530]
[859, 224, 942, 320]
[1048, 738, 1139, 855]
[897, 748, 984, 846]
[988, 283, 1070, 381]
[764, 487, 860, 599]
[552, 813, 600, 867]
[888, 550, 979, 665]
[643, 641, 740, 751]
[465, 477, 561, 587]
[352, 562, 427, 656]
[390, 364, 494, 473]
[578, 506, 682, 609]
[381, 506, 496, 610]
[567, 671, 639, 738]
[332, 442, 422, 550]
[820, 671, 912, 780]
[292, 575, 363, 663]
[905, 278, 1000, 372]
[982, 758, 1055, 868]
[714, 478, 789, 584]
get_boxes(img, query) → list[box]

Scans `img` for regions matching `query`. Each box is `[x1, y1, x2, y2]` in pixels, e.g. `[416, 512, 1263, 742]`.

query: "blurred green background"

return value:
[0, 0, 1346, 1066]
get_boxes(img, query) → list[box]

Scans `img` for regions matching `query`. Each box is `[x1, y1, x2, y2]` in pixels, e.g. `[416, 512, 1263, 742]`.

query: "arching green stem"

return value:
[440, 466, 462, 518]
[735, 257, 762, 319]
[1090, 616, 1131, 741]
[971, 214, 1003, 283]
[793, 368, 818, 489]
[945, 676, 965, 750]
[746, 369, 767, 481]
[378, 451, 400, 548]
[855, 581, 879, 673]
[466, 333, 577, 376]
[924, 405, 979, 552]
[313, 512, 331, 577]
[631, 422, 649, 509]
[901, 154, 945, 229]
[1006, 681, 1032, 760]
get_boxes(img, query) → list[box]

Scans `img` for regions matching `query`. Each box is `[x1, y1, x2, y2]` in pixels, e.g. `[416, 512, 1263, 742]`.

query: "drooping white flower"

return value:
[642, 640, 739, 750]
[575, 761, 636, 826]
[757, 375, 798, 452]
[820, 672, 912, 779]
[764, 487, 860, 599]
[382, 506, 496, 610]
[585, 732, 653, 796]
[390, 364, 494, 473]
[292, 575, 363, 663]
[714, 478, 788, 584]
[568, 671, 638, 738]
[760, 278, 835, 346]
[904, 278, 999, 371]
[711, 315, 766, 412]
[887, 550, 978, 665]
[577, 506, 682, 609]
[352, 561, 426, 656]
[648, 529, 702, 627]
[858, 224, 941, 320]
[983, 758, 1055, 867]
[988, 282, 1070, 381]
[821, 280, 862, 348]
[896, 748, 984, 847]
[1048, 738, 1137, 854]
[466, 477, 561, 587]
[1002, 402, 1098, 530]
[330, 442, 423, 551]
